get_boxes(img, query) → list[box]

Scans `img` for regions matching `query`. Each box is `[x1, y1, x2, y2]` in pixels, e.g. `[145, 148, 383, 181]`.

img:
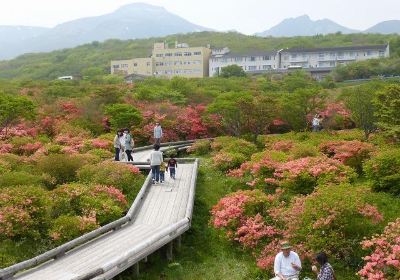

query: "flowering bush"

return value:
[49, 215, 98, 245]
[212, 151, 247, 172]
[0, 186, 50, 240]
[0, 143, 13, 154]
[281, 185, 384, 265]
[77, 161, 143, 201]
[36, 154, 86, 187]
[88, 149, 113, 160]
[358, 218, 400, 280]
[320, 140, 374, 173]
[364, 149, 400, 195]
[187, 139, 211, 155]
[90, 138, 112, 150]
[51, 183, 128, 225]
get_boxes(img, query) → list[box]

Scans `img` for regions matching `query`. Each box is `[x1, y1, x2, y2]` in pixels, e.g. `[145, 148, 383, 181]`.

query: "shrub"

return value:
[364, 149, 400, 195]
[36, 154, 86, 186]
[0, 159, 11, 175]
[51, 183, 128, 225]
[187, 139, 211, 155]
[9, 136, 34, 155]
[358, 218, 400, 280]
[290, 144, 319, 159]
[0, 171, 54, 188]
[212, 151, 247, 172]
[0, 186, 50, 240]
[0, 153, 24, 170]
[49, 215, 99, 245]
[281, 185, 384, 266]
[211, 136, 257, 157]
[87, 148, 113, 160]
[77, 162, 143, 201]
[320, 140, 374, 173]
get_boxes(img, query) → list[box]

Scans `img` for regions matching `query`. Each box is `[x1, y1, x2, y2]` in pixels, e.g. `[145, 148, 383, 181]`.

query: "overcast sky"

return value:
[1, 0, 399, 34]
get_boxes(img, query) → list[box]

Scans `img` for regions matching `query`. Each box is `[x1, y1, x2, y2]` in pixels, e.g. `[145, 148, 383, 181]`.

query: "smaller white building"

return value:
[209, 48, 279, 77]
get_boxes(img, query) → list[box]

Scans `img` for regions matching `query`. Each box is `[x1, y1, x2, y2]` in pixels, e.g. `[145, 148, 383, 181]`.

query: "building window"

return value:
[349, 52, 355, 57]
[248, 66, 257, 71]
[262, 65, 272, 70]
[146, 62, 150, 66]
[330, 52, 336, 58]
[262, 56, 271, 60]
[165, 53, 173, 57]
[184, 52, 192, 56]
[291, 54, 297, 59]
[113, 65, 120, 69]
[234, 57, 242, 62]
[379, 50, 385, 57]
[175, 52, 182, 57]
[250, 56, 256, 61]
[338, 52, 344, 59]
[319, 53, 325, 59]
[330, 61, 336, 67]
[133, 63, 137, 67]
[193, 51, 201, 55]
[156, 54, 163, 57]
[367, 51, 373, 56]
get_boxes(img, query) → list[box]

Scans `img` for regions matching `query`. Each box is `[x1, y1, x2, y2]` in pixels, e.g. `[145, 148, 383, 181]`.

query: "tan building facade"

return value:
[111, 42, 211, 79]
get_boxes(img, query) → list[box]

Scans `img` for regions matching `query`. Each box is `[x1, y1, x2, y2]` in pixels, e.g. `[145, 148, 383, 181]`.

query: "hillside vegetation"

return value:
[0, 31, 399, 80]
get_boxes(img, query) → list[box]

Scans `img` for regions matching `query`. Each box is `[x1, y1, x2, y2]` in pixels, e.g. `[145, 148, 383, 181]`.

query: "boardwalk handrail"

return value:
[0, 139, 203, 280]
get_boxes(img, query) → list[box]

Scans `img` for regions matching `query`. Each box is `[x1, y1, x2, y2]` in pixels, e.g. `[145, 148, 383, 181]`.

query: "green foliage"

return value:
[220, 65, 246, 78]
[0, 171, 53, 188]
[0, 93, 35, 135]
[49, 215, 98, 245]
[342, 84, 378, 139]
[36, 154, 86, 187]
[104, 103, 142, 130]
[77, 161, 144, 202]
[188, 139, 211, 155]
[364, 149, 400, 195]
[374, 84, 400, 141]
[280, 88, 326, 131]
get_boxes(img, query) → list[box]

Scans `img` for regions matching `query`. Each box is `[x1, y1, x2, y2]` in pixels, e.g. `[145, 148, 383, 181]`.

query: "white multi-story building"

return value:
[209, 48, 279, 76]
[280, 44, 390, 69]
[209, 44, 390, 78]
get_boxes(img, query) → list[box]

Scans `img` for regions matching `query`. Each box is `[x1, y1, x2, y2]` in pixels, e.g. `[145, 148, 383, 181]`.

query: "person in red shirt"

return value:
[167, 157, 178, 180]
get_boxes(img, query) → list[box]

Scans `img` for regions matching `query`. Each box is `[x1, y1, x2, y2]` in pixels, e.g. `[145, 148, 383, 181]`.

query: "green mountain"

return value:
[0, 31, 399, 80]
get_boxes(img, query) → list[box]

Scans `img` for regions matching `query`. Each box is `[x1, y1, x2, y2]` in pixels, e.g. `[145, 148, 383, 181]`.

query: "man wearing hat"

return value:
[271, 241, 302, 280]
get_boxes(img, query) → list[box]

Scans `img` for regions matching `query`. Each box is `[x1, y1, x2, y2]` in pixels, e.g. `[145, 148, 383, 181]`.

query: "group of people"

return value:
[148, 144, 178, 184]
[113, 122, 178, 184]
[113, 128, 134, 162]
[272, 241, 335, 280]
[113, 122, 163, 162]
[312, 114, 324, 132]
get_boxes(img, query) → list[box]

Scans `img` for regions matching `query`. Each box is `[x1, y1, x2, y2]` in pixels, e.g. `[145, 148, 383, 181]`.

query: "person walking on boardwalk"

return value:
[167, 157, 178, 180]
[270, 241, 302, 280]
[113, 130, 123, 161]
[148, 144, 163, 184]
[312, 252, 336, 280]
[153, 122, 163, 145]
[124, 128, 134, 162]
[160, 161, 167, 183]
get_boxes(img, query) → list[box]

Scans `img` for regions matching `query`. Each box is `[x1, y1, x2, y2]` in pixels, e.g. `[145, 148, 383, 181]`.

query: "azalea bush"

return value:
[51, 183, 128, 225]
[358, 218, 400, 280]
[0, 186, 50, 240]
[364, 148, 400, 195]
[0, 171, 54, 188]
[187, 139, 212, 155]
[320, 140, 374, 173]
[49, 214, 99, 245]
[77, 161, 143, 201]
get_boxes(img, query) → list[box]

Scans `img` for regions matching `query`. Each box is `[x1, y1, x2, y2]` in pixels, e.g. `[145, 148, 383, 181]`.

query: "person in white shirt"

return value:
[148, 144, 163, 184]
[312, 114, 321, 132]
[271, 241, 302, 280]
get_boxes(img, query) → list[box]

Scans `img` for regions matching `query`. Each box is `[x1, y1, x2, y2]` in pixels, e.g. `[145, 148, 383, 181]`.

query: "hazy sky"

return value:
[1, 0, 399, 34]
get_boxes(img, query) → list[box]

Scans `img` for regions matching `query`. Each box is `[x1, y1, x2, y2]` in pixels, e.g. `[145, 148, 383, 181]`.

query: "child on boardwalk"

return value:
[160, 161, 167, 183]
[167, 157, 178, 179]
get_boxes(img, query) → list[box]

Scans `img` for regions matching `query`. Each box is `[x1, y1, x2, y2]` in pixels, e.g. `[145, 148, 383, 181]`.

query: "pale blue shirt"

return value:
[154, 125, 163, 139]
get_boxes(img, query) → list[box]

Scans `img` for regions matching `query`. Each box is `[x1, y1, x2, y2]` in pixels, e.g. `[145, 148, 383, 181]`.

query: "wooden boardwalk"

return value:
[1, 143, 198, 280]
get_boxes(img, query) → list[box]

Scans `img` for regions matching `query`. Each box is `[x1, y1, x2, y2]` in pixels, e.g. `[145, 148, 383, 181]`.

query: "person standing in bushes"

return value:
[113, 130, 123, 161]
[124, 128, 134, 162]
[153, 122, 163, 145]
[271, 241, 302, 280]
[159, 161, 167, 183]
[312, 252, 336, 280]
[167, 157, 178, 180]
[312, 114, 321, 132]
[148, 144, 163, 184]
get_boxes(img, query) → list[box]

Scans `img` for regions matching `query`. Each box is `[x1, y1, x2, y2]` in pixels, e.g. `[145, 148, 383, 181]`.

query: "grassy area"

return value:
[118, 158, 264, 280]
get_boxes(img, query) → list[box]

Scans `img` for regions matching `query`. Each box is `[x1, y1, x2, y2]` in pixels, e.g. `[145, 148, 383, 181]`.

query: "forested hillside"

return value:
[0, 31, 399, 80]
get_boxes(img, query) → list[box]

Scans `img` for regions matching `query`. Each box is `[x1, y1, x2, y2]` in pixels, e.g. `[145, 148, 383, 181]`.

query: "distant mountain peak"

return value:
[256, 15, 359, 37]
[114, 2, 167, 14]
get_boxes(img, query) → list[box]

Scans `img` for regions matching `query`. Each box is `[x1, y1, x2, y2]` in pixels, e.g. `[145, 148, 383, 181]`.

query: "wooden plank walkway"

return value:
[9, 146, 198, 280]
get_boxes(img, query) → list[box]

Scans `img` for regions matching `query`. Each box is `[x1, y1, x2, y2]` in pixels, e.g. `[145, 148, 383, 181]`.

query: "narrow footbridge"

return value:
[0, 140, 200, 280]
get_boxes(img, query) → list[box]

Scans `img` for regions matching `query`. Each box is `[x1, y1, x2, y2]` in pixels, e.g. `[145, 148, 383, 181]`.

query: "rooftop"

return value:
[282, 44, 388, 53]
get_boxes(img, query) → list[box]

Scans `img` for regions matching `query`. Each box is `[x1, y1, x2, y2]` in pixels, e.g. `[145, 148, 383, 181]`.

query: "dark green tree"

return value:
[219, 65, 246, 78]
[104, 103, 142, 130]
[0, 93, 35, 137]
